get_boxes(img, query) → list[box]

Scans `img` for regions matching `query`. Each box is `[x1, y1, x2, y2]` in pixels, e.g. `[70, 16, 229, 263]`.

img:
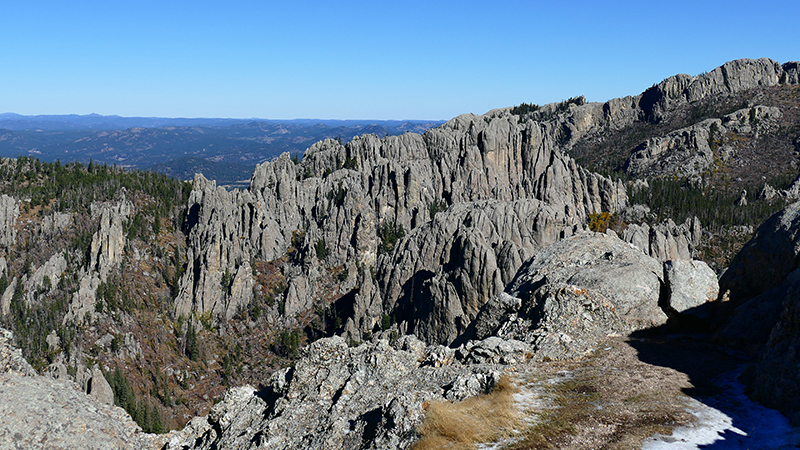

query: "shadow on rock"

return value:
[628, 307, 800, 449]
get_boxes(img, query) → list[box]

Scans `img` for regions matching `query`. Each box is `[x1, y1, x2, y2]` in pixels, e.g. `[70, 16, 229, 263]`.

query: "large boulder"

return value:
[468, 232, 670, 360]
[663, 259, 718, 319]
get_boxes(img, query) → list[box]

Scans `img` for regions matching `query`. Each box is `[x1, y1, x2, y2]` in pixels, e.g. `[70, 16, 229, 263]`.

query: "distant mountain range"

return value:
[0, 113, 444, 184]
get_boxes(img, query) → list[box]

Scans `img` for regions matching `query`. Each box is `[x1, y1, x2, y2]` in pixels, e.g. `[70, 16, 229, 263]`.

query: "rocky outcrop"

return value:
[41, 211, 73, 235]
[0, 328, 165, 449]
[0, 194, 18, 248]
[625, 119, 720, 178]
[88, 200, 132, 278]
[625, 105, 782, 179]
[374, 199, 582, 345]
[0, 278, 16, 317]
[465, 232, 719, 361]
[760, 173, 800, 201]
[172, 58, 793, 345]
[639, 58, 797, 122]
[621, 217, 702, 262]
[174, 175, 256, 321]
[164, 335, 503, 450]
[76, 364, 115, 406]
[64, 200, 132, 324]
[176, 107, 627, 332]
[468, 233, 669, 360]
[23, 252, 67, 307]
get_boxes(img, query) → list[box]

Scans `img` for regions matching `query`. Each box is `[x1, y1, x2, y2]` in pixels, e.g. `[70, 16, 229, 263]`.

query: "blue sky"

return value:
[1, 0, 797, 120]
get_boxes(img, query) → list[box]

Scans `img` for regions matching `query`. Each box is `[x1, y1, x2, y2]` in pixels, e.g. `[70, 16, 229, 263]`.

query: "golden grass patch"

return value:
[413, 375, 521, 450]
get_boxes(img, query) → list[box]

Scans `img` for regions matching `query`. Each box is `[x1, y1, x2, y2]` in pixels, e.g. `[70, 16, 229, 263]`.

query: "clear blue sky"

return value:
[1, 0, 797, 120]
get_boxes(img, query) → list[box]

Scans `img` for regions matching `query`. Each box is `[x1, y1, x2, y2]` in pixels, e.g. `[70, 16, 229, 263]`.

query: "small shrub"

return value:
[427, 199, 447, 218]
[316, 239, 330, 260]
[380, 314, 393, 331]
[378, 221, 405, 254]
[275, 329, 300, 358]
[588, 211, 612, 233]
[343, 156, 358, 170]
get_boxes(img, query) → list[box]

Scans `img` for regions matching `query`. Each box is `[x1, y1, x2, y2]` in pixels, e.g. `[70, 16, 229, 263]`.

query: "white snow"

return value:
[642, 365, 800, 449]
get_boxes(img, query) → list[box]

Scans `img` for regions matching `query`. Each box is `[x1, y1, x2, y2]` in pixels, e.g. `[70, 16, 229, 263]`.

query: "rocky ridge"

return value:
[173, 58, 799, 349]
[175, 105, 631, 346]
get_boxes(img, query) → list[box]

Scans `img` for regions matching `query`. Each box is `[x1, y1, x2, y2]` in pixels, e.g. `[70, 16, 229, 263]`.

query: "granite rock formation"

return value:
[164, 335, 503, 450]
[638, 58, 798, 122]
[64, 199, 132, 324]
[175, 105, 628, 343]
[0, 194, 18, 248]
[714, 201, 800, 423]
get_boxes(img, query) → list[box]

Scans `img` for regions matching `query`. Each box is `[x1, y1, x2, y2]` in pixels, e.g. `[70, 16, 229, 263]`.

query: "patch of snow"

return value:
[642, 365, 800, 449]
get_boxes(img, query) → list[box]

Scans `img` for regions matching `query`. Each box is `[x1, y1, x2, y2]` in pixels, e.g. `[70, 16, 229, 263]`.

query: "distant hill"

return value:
[0, 115, 444, 184]
[146, 156, 254, 187]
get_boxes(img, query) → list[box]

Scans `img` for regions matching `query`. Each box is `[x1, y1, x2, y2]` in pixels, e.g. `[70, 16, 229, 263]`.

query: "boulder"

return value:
[663, 259, 718, 319]
[468, 232, 669, 360]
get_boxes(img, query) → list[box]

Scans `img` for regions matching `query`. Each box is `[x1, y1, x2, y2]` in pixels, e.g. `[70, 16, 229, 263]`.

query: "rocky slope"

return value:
[0, 328, 166, 449]
[714, 200, 800, 423]
[164, 231, 721, 450]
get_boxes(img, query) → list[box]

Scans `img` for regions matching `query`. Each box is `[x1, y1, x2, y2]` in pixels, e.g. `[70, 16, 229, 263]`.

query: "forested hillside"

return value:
[0, 157, 329, 431]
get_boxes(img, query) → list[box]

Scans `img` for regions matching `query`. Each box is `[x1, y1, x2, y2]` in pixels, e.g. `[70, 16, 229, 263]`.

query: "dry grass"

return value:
[511, 376, 600, 449]
[413, 375, 521, 450]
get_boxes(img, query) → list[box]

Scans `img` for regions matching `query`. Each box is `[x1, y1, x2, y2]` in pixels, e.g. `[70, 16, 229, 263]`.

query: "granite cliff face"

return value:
[175, 106, 629, 345]
[714, 201, 800, 424]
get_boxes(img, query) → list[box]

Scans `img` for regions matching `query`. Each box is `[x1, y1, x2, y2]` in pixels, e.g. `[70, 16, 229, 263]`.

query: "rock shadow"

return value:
[628, 305, 798, 449]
